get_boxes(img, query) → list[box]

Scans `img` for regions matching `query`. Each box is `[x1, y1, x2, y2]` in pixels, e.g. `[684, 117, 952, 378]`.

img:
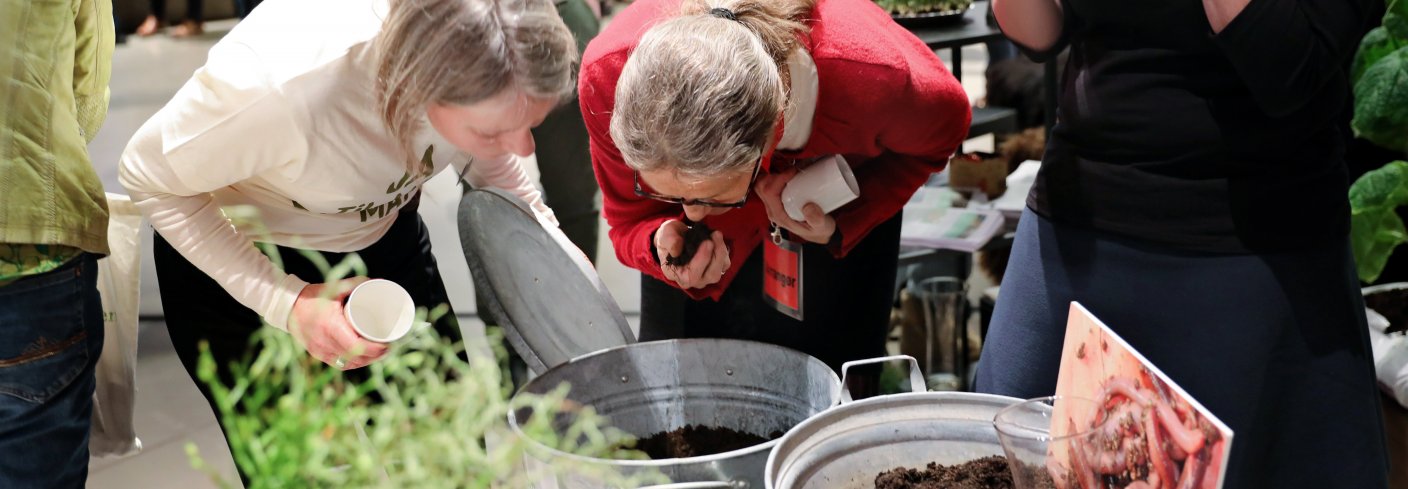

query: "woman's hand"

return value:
[755, 168, 837, 245]
[654, 220, 731, 289]
[288, 277, 389, 370]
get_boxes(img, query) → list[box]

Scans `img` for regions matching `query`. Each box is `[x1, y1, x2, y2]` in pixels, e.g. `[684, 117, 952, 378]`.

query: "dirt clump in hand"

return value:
[665, 222, 714, 267]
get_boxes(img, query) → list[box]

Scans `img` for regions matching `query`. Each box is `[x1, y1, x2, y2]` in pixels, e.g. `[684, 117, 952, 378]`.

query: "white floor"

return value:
[84, 17, 995, 488]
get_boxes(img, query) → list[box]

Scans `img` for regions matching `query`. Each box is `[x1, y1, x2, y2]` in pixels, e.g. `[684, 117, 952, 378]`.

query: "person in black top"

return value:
[976, 0, 1390, 486]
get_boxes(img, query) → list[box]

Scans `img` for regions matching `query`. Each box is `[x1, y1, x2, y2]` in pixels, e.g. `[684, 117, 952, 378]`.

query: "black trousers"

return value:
[640, 213, 902, 387]
[153, 206, 462, 477]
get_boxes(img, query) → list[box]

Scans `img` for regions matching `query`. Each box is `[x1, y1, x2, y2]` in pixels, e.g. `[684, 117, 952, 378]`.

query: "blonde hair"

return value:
[609, 0, 816, 179]
[374, 0, 578, 168]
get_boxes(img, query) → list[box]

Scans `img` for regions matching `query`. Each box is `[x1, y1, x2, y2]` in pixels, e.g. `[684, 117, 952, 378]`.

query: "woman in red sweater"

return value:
[580, 0, 969, 375]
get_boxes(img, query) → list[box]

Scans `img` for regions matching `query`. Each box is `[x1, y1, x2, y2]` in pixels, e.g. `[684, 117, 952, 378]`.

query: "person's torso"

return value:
[198, 0, 471, 251]
[0, 0, 111, 254]
[1032, 0, 1352, 252]
[585, 0, 946, 235]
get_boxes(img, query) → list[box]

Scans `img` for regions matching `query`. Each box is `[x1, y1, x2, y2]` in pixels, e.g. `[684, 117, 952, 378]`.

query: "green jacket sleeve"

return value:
[73, 0, 113, 143]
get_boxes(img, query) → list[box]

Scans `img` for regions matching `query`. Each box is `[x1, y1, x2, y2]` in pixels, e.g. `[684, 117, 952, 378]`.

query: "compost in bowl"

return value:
[766, 357, 1027, 489]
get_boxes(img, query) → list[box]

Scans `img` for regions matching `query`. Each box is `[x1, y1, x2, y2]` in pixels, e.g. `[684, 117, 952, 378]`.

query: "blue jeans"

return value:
[976, 208, 1389, 488]
[0, 254, 105, 488]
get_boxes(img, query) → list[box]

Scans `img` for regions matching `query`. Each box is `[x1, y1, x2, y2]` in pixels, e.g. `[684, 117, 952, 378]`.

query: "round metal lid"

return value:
[457, 188, 635, 374]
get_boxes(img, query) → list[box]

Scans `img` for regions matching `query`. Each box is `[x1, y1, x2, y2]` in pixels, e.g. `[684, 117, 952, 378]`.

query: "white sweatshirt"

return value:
[119, 0, 555, 331]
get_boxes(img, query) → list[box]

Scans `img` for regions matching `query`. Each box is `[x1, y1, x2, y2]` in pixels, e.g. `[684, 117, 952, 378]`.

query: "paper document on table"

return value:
[992, 160, 1040, 219]
[900, 186, 1005, 253]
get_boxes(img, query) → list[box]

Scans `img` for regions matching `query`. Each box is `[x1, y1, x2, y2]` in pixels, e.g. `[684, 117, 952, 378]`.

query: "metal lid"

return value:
[457, 188, 635, 374]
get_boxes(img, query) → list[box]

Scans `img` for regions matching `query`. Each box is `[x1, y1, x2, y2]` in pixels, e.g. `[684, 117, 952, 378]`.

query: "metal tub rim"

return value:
[508, 338, 842, 469]
[764, 391, 1025, 488]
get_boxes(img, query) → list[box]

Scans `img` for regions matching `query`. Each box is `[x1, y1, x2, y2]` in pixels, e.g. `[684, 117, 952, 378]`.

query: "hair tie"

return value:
[708, 7, 739, 22]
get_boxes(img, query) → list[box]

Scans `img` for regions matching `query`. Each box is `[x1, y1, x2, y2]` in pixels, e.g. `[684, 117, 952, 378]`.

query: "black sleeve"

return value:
[1003, 0, 1080, 63]
[1213, 0, 1374, 117]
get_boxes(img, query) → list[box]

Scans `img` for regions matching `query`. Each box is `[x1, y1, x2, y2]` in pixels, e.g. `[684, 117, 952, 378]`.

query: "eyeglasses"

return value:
[633, 157, 764, 208]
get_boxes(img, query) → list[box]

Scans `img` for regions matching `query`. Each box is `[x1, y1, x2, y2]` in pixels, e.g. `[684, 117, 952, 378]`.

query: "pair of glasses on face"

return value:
[633, 157, 764, 208]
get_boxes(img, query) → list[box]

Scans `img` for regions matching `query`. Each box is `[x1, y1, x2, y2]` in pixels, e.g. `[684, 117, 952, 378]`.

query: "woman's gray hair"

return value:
[609, 0, 815, 180]
[373, 0, 578, 169]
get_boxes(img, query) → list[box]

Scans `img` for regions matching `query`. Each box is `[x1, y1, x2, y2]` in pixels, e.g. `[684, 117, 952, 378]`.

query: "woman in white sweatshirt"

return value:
[119, 0, 573, 415]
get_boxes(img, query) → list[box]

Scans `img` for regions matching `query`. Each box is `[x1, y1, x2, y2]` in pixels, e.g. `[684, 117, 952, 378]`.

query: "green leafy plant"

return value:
[1352, 0, 1408, 153]
[873, 0, 973, 16]
[1350, 1, 1408, 283]
[184, 249, 666, 488]
[1351, 161, 1408, 282]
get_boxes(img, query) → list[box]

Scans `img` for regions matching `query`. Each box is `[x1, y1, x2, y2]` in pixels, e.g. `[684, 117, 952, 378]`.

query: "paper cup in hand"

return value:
[343, 279, 415, 343]
[782, 155, 859, 222]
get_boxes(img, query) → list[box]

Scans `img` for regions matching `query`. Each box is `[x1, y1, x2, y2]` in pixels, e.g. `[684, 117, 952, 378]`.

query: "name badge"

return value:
[763, 232, 803, 321]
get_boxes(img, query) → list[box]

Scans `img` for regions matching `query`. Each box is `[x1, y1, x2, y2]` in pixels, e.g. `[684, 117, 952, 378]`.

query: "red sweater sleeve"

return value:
[827, 59, 971, 256]
[580, 54, 681, 285]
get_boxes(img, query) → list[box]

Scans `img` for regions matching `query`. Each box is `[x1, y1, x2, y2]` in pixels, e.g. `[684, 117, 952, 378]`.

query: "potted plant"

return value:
[1348, 3, 1408, 485]
[1351, 0, 1408, 318]
[183, 251, 666, 488]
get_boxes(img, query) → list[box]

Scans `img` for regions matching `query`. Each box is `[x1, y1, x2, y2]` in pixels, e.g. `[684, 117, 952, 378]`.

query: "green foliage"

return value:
[1353, 48, 1408, 154]
[879, 362, 909, 395]
[1350, 161, 1408, 283]
[1349, 2, 1408, 283]
[1385, 0, 1408, 40]
[1352, 27, 1407, 84]
[187, 326, 666, 488]
[1353, 0, 1408, 153]
[185, 250, 666, 488]
[873, 0, 973, 16]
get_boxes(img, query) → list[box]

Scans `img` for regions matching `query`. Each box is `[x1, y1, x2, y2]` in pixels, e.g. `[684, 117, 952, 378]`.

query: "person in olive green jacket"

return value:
[0, 0, 114, 485]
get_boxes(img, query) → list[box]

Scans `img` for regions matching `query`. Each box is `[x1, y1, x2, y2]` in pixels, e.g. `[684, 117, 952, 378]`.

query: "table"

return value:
[893, 160, 1038, 389]
[904, 1, 1059, 136]
[905, 1, 1006, 84]
[904, 1, 1017, 139]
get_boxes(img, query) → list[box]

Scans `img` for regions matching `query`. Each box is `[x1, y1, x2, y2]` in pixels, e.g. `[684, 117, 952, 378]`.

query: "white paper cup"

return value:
[782, 154, 860, 222]
[343, 279, 416, 343]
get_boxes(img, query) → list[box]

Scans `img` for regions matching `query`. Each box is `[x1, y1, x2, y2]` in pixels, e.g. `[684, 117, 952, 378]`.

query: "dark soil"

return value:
[664, 222, 713, 267]
[1366, 288, 1408, 334]
[633, 425, 781, 459]
[874, 456, 1056, 489]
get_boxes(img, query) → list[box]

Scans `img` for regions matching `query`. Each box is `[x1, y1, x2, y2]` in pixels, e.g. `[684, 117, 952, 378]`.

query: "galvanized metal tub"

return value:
[765, 357, 1023, 489]
[510, 338, 842, 488]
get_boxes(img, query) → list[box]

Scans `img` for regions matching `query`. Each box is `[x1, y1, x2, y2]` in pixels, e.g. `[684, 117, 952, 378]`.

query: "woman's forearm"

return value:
[993, 0, 1065, 53]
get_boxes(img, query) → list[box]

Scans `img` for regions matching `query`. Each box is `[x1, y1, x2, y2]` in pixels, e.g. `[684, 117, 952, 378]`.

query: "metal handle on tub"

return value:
[638, 482, 741, 489]
[840, 355, 925, 403]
